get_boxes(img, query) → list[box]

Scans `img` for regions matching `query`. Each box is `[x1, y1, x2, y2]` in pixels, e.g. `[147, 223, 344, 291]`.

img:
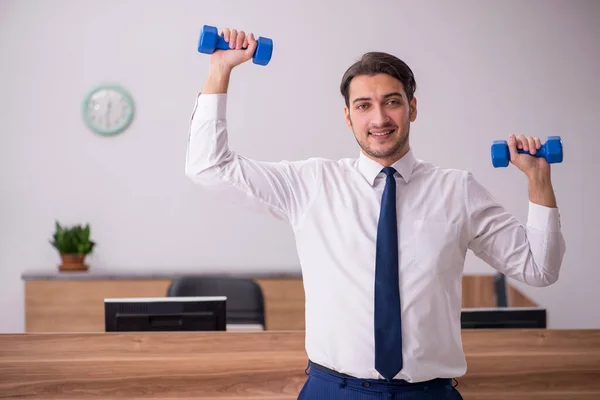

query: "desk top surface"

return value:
[2, 329, 599, 400]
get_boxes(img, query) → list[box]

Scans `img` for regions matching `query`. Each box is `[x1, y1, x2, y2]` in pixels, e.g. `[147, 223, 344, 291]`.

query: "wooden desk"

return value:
[1, 329, 599, 399]
[22, 272, 537, 332]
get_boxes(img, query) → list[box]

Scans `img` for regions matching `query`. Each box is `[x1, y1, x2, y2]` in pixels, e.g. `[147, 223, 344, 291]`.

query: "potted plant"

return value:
[50, 221, 96, 272]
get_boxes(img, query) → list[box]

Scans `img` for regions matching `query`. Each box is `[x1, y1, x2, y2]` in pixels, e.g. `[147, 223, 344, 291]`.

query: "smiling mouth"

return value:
[369, 129, 395, 137]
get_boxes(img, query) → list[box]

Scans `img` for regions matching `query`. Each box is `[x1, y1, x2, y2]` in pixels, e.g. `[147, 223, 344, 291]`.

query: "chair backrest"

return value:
[166, 276, 266, 328]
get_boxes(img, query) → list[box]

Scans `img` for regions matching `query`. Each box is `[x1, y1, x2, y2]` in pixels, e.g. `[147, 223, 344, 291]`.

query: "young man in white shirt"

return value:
[186, 28, 566, 400]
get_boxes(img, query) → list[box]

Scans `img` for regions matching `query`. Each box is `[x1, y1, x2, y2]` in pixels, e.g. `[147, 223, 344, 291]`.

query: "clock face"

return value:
[82, 85, 134, 135]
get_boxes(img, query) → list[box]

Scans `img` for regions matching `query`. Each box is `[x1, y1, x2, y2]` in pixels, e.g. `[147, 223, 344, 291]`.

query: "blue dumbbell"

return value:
[491, 136, 563, 168]
[197, 25, 273, 66]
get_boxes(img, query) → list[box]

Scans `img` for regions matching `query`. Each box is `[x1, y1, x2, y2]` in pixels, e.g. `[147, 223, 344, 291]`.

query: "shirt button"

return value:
[362, 382, 371, 388]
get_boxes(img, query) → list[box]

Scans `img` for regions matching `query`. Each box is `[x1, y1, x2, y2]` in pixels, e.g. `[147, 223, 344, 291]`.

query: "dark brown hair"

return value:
[340, 52, 417, 108]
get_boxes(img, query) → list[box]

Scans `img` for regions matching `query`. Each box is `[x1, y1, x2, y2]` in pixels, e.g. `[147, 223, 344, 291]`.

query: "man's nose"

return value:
[373, 107, 391, 126]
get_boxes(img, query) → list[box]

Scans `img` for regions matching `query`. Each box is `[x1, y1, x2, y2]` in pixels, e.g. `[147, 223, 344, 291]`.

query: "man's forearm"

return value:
[528, 175, 557, 208]
[202, 64, 233, 94]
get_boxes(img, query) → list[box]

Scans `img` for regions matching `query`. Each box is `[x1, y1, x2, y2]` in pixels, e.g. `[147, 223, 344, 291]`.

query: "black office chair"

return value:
[166, 276, 266, 329]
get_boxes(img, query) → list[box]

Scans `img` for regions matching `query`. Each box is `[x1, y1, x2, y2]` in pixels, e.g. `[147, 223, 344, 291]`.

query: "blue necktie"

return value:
[374, 166, 403, 381]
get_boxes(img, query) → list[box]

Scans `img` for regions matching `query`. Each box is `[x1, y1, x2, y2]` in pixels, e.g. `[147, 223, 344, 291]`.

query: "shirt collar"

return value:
[358, 148, 417, 185]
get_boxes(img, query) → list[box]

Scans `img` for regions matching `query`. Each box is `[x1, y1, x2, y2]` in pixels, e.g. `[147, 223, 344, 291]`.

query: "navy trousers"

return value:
[298, 362, 463, 400]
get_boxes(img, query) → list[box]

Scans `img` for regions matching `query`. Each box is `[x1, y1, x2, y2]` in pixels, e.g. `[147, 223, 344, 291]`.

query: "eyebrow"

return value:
[352, 92, 404, 104]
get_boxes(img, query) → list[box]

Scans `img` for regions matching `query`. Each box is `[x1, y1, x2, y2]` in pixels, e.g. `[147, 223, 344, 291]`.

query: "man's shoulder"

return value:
[287, 156, 358, 169]
[275, 156, 357, 180]
[413, 158, 471, 182]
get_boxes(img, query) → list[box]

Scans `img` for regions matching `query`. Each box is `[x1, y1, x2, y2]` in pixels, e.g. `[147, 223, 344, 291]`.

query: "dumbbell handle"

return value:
[515, 146, 548, 158]
[213, 35, 248, 52]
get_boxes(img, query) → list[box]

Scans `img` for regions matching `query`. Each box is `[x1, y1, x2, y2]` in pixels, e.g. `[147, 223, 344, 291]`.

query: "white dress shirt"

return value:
[185, 93, 566, 382]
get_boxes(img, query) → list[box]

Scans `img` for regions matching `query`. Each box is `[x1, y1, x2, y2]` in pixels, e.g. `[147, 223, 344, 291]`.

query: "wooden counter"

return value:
[22, 272, 537, 332]
[1, 329, 599, 399]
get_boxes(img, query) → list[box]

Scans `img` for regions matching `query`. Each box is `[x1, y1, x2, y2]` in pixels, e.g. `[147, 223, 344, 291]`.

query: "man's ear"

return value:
[344, 106, 352, 128]
[409, 97, 418, 122]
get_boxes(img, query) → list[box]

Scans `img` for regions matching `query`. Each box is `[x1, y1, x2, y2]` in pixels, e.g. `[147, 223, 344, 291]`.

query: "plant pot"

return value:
[59, 253, 88, 272]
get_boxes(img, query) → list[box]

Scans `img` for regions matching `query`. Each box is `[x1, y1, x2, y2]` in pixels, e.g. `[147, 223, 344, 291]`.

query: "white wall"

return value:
[1, 0, 599, 332]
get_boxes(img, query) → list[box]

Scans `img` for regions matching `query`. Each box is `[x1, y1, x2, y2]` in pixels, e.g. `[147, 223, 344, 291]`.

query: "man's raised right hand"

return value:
[210, 28, 258, 71]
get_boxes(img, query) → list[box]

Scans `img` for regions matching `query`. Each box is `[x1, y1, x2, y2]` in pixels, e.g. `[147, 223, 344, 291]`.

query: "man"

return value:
[185, 28, 566, 400]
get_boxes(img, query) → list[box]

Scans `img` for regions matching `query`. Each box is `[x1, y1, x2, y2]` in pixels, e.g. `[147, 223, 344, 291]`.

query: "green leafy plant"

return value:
[50, 221, 96, 255]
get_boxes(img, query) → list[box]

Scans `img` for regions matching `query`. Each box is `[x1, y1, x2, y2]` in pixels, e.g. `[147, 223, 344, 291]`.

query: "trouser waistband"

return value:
[308, 361, 452, 392]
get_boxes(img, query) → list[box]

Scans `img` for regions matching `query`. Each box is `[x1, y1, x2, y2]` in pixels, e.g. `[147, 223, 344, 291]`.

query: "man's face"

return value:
[344, 73, 417, 166]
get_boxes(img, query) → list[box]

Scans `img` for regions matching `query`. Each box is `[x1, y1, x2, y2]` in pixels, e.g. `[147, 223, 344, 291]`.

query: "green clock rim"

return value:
[82, 84, 135, 136]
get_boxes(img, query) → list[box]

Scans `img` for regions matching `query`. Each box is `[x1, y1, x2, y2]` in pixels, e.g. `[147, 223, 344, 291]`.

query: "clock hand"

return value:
[105, 101, 112, 128]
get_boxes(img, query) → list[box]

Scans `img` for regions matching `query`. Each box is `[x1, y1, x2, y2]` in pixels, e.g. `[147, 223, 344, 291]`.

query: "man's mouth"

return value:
[369, 129, 395, 137]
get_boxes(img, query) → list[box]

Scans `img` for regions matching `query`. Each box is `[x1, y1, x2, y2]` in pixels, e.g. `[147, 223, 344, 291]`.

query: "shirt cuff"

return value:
[192, 92, 227, 121]
[527, 201, 561, 232]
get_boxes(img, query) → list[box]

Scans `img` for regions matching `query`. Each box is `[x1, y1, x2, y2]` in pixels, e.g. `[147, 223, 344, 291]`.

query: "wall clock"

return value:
[82, 84, 135, 136]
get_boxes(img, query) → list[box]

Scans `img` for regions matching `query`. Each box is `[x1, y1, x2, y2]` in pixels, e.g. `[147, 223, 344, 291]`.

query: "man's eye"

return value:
[357, 104, 369, 110]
